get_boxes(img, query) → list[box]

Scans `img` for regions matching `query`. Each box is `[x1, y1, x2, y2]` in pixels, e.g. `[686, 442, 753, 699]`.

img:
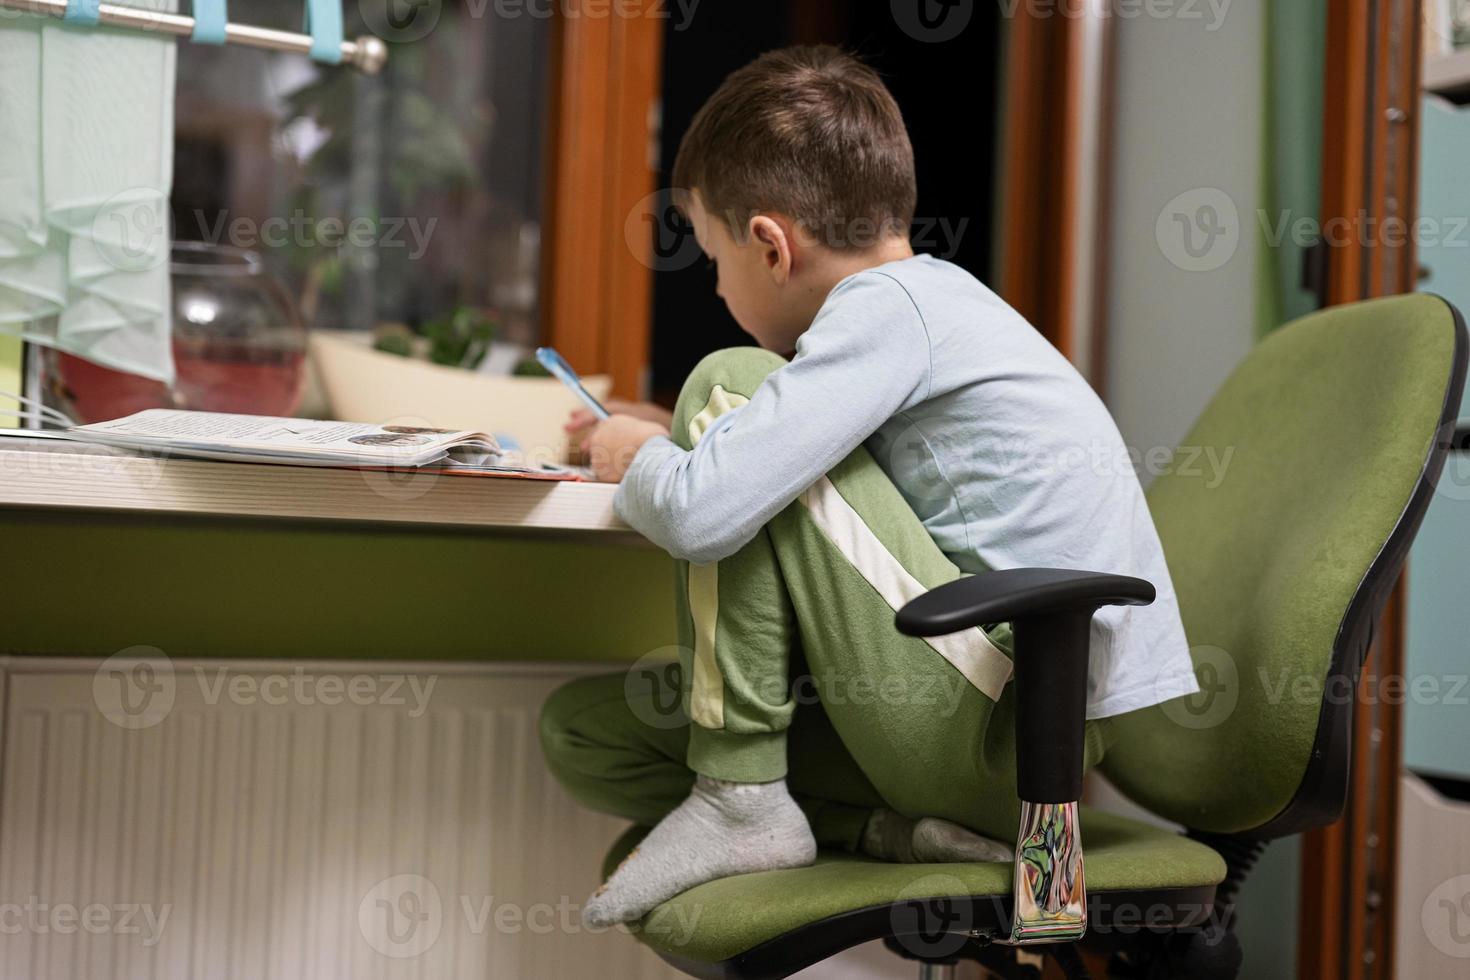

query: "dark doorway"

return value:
[649, 0, 1003, 402]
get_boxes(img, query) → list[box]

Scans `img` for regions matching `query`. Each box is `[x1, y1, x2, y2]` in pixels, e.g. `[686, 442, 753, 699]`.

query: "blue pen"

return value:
[535, 347, 610, 421]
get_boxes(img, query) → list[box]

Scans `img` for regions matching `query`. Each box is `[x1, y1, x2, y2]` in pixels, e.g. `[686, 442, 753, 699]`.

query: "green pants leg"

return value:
[541, 348, 1109, 846]
[539, 666, 883, 850]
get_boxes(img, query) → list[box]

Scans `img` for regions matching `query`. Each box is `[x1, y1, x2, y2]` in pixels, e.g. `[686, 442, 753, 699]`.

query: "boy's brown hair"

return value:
[671, 46, 916, 250]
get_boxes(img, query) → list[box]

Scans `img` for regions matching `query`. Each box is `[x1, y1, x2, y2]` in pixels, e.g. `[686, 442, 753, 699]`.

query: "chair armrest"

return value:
[897, 567, 1155, 803]
[895, 567, 1155, 636]
[895, 567, 1156, 945]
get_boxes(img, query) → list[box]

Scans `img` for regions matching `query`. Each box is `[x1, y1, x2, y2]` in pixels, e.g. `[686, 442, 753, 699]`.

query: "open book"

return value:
[68, 409, 583, 480]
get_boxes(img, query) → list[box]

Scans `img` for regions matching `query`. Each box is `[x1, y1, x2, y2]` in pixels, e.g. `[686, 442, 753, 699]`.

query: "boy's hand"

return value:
[565, 399, 674, 440]
[583, 414, 670, 483]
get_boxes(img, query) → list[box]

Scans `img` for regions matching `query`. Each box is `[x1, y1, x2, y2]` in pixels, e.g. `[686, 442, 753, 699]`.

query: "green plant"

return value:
[512, 356, 551, 377]
[423, 307, 495, 369]
[372, 333, 413, 358]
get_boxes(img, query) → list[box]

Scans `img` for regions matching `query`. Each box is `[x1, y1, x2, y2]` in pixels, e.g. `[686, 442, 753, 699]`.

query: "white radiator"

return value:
[0, 659, 686, 980]
[0, 658, 914, 980]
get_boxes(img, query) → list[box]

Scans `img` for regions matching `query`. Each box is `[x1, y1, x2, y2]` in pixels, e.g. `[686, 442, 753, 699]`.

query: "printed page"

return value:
[71, 410, 498, 466]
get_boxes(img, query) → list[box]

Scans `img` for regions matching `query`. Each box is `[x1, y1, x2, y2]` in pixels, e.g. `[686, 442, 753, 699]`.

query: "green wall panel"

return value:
[2, 512, 677, 663]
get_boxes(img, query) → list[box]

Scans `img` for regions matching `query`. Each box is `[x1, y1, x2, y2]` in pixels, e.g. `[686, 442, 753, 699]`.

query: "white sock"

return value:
[582, 775, 817, 927]
[861, 808, 1014, 863]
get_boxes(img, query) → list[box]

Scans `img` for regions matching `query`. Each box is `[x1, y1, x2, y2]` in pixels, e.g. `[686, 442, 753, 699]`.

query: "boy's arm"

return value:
[615, 274, 931, 564]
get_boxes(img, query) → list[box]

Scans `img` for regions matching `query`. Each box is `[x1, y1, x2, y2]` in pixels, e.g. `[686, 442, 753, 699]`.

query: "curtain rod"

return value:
[0, 0, 388, 74]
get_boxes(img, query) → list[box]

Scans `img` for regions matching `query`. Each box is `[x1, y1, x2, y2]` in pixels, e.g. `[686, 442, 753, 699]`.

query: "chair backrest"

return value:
[1102, 294, 1467, 837]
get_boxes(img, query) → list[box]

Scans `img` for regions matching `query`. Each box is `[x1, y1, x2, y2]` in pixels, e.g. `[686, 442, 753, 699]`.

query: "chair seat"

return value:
[603, 807, 1227, 977]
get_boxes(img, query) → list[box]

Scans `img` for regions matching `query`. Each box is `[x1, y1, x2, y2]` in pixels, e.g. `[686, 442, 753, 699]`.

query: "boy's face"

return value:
[685, 192, 810, 354]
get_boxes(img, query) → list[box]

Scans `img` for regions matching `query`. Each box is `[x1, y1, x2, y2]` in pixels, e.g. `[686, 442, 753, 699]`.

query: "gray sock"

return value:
[582, 775, 817, 927]
[861, 808, 1014, 864]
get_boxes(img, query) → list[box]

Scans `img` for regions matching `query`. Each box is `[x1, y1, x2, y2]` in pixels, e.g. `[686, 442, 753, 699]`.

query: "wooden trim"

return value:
[541, 2, 664, 399]
[997, 13, 1069, 351]
[996, 5, 1113, 380]
[0, 444, 635, 537]
[1300, 2, 1422, 977]
[1087, 15, 1119, 397]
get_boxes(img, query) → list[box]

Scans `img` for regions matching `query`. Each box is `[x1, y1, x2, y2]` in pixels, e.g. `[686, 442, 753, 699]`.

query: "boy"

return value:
[542, 46, 1198, 928]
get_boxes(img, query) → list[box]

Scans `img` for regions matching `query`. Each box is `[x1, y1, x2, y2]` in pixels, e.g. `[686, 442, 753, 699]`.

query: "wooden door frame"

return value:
[996, 5, 1116, 387]
[541, 1, 664, 400]
[1302, 2, 1423, 978]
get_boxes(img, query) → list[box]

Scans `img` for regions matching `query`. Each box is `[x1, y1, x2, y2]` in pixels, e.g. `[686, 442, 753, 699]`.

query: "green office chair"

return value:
[601, 293, 1467, 979]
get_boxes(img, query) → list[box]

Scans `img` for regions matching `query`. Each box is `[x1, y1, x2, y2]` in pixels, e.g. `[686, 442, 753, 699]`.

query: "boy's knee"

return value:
[538, 674, 618, 765]
[673, 347, 787, 450]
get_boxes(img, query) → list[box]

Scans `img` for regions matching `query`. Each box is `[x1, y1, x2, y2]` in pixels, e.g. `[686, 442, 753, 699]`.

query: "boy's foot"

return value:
[861, 808, 1014, 863]
[582, 775, 817, 927]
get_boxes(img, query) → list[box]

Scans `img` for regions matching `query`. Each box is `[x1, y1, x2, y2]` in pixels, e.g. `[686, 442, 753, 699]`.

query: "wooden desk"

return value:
[0, 439, 677, 662]
[0, 439, 636, 538]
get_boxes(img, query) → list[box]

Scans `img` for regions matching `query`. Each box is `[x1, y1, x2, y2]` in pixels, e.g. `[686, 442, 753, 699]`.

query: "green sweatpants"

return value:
[540, 348, 1109, 851]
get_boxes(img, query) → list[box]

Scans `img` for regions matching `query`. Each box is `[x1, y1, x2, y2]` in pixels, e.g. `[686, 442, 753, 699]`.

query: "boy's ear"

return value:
[748, 215, 793, 285]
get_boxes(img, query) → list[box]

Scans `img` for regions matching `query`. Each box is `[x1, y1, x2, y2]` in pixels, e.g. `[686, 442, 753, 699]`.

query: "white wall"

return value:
[1103, 0, 1263, 461]
[1101, 4, 1301, 978]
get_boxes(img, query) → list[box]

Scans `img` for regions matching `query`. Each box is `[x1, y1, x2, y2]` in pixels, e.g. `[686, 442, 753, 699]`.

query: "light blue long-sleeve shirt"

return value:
[616, 255, 1198, 718]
